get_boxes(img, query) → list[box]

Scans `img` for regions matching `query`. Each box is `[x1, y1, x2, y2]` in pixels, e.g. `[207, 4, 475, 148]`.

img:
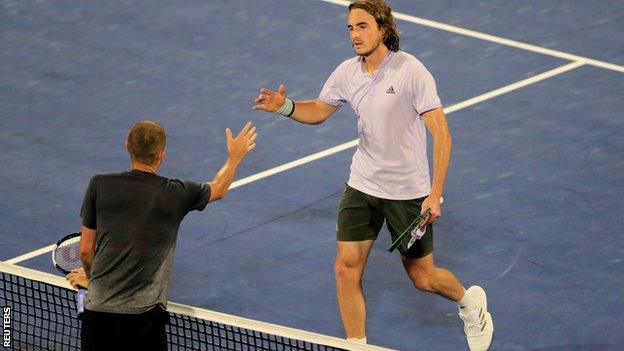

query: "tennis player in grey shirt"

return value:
[75, 120, 257, 351]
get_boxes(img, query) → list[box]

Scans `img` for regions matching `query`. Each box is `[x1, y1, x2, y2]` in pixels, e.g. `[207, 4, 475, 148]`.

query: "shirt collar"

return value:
[360, 50, 396, 77]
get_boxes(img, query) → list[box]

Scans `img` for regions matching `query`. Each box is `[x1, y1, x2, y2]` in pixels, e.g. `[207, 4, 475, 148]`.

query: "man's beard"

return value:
[355, 39, 381, 57]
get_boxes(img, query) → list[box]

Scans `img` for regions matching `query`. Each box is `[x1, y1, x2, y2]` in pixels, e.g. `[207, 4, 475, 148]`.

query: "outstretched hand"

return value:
[226, 122, 257, 162]
[253, 84, 287, 112]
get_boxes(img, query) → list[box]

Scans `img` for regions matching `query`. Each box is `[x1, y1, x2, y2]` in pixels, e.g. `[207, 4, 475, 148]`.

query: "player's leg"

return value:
[381, 196, 464, 299]
[403, 253, 493, 350]
[383, 196, 493, 350]
[402, 252, 464, 301]
[80, 310, 122, 351]
[335, 185, 384, 342]
[335, 240, 374, 340]
[127, 306, 169, 351]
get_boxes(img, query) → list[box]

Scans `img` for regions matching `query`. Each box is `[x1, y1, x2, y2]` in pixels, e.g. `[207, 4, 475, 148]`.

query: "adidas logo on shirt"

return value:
[386, 86, 396, 94]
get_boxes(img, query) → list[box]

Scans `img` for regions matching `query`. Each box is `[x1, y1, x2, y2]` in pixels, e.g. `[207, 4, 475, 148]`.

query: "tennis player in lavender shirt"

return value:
[252, 1, 493, 350]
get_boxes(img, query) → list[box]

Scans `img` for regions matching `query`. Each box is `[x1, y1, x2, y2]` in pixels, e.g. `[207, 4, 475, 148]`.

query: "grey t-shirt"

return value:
[80, 170, 210, 314]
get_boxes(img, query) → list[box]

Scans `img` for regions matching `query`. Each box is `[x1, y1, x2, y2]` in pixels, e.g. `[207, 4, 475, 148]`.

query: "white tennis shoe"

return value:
[458, 286, 493, 351]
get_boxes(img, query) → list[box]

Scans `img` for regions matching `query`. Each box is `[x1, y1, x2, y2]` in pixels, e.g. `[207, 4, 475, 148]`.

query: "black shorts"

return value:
[80, 306, 169, 351]
[337, 184, 434, 258]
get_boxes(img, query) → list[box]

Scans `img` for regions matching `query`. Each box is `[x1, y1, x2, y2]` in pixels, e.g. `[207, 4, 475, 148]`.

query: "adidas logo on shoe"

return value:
[385, 86, 396, 94]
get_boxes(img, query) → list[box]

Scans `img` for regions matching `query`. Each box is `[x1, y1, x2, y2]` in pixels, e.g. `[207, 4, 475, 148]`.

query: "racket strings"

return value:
[54, 239, 82, 272]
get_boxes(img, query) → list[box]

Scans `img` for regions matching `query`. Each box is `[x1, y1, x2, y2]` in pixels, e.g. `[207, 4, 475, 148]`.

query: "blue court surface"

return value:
[1, 0, 623, 350]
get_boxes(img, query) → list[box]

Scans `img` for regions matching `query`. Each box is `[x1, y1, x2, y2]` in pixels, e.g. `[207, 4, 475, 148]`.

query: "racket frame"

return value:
[51, 232, 82, 275]
[388, 208, 431, 252]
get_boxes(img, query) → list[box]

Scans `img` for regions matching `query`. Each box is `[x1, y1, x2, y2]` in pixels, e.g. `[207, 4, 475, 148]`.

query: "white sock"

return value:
[456, 287, 472, 310]
[347, 337, 367, 344]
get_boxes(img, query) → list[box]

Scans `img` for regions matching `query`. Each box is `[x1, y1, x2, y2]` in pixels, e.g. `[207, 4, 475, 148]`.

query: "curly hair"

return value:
[348, 0, 400, 52]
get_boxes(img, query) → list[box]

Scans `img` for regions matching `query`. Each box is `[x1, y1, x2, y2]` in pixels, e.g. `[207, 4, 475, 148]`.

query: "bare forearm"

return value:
[209, 157, 242, 201]
[80, 254, 93, 277]
[422, 108, 452, 200]
[253, 86, 337, 123]
[79, 226, 96, 278]
[430, 131, 451, 199]
[290, 99, 337, 125]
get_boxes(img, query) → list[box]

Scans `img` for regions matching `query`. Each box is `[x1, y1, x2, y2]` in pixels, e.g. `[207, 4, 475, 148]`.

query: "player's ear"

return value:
[156, 148, 166, 166]
[124, 140, 129, 151]
[379, 26, 386, 40]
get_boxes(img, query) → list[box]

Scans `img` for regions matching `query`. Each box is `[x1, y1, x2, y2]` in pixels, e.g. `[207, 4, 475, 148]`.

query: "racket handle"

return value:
[388, 208, 431, 252]
[76, 289, 87, 315]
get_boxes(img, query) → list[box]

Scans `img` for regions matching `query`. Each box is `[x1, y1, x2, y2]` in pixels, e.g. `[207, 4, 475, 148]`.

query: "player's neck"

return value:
[131, 162, 159, 174]
[363, 45, 389, 74]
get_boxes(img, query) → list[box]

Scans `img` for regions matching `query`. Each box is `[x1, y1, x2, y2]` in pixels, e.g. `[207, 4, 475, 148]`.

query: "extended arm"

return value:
[253, 84, 338, 124]
[421, 107, 452, 224]
[208, 122, 257, 201]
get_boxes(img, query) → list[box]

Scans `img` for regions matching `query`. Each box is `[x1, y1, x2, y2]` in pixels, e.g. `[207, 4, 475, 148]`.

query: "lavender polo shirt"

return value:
[319, 50, 442, 200]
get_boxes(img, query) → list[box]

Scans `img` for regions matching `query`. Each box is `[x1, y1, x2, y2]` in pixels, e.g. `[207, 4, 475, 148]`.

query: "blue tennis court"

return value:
[1, 0, 623, 350]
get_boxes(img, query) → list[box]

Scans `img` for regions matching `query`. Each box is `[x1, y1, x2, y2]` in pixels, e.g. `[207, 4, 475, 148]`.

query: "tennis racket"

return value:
[388, 197, 444, 253]
[52, 232, 87, 314]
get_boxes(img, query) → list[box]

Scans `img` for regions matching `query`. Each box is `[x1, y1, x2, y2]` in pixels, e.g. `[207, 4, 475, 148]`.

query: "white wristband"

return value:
[275, 98, 295, 117]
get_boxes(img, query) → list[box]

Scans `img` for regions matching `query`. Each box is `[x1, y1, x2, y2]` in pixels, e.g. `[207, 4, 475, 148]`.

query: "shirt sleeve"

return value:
[409, 63, 442, 115]
[182, 180, 211, 212]
[80, 176, 97, 229]
[319, 66, 347, 107]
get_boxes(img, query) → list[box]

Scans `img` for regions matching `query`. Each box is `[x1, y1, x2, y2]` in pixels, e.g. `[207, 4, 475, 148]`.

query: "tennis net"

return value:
[0, 262, 394, 351]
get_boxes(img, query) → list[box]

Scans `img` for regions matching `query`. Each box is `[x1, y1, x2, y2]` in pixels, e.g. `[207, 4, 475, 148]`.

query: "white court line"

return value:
[5, 61, 584, 264]
[4, 244, 56, 265]
[319, 0, 624, 74]
[229, 139, 358, 189]
[444, 61, 585, 113]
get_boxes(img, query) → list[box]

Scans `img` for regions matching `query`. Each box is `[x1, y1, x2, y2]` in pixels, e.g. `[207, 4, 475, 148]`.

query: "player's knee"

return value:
[334, 257, 362, 281]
